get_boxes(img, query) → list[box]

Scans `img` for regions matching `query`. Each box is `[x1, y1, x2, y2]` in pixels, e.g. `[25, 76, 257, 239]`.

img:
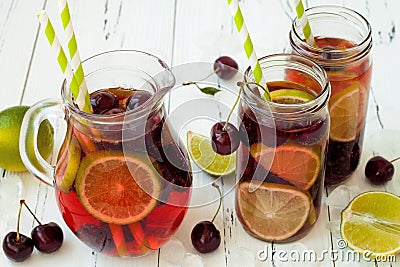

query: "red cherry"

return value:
[214, 56, 239, 80]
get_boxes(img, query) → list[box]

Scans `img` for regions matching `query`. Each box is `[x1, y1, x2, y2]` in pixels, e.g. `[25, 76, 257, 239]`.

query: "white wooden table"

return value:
[0, 0, 399, 266]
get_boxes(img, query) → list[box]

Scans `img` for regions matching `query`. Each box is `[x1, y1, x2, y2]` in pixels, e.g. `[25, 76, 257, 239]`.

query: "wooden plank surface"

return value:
[0, 0, 399, 266]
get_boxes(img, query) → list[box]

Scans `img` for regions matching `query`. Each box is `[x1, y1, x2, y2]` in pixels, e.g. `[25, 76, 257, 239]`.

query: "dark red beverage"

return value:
[313, 37, 373, 185]
[55, 88, 192, 257]
[289, 6, 373, 185]
[236, 79, 329, 242]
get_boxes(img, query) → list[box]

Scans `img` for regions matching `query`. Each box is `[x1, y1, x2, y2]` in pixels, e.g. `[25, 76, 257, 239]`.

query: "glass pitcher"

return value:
[19, 50, 192, 257]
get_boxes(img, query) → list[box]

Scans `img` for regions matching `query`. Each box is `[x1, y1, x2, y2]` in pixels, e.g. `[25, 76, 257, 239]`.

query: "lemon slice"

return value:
[238, 181, 311, 241]
[270, 89, 314, 104]
[340, 191, 400, 257]
[329, 84, 359, 142]
[187, 131, 236, 176]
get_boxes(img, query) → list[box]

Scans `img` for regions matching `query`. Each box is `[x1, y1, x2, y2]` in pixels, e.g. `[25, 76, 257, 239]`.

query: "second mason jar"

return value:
[235, 54, 330, 242]
[289, 5, 373, 185]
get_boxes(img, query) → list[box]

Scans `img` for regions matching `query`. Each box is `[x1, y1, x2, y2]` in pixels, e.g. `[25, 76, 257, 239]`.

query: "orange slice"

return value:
[76, 151, 161, 225]
[250, 143, 320, 191]
[329, 84, 359, 142]
[238, 182, 311, 241]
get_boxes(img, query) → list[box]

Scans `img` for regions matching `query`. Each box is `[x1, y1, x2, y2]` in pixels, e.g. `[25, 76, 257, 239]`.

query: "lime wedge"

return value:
[55, 135, 81, 193]
[187, 131, 236, 176]
[340, 191, 400, 257]
[270, 89, 314, 104]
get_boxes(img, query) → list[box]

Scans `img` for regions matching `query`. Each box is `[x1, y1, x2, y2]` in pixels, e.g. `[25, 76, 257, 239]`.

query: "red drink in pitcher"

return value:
[55, 88, 192, 257]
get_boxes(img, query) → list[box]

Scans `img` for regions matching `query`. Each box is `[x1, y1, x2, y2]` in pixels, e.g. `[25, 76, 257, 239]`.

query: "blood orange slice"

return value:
[251, 143, 320, 191]
[75, 151, 161, 225]
[238, 182, 311, 241]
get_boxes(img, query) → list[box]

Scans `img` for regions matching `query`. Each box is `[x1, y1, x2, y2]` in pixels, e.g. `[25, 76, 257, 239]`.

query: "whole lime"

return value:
[0, 106, 54, 172]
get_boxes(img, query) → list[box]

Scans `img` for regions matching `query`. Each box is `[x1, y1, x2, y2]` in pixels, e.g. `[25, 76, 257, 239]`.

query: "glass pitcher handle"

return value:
[19, 99, 65, 187]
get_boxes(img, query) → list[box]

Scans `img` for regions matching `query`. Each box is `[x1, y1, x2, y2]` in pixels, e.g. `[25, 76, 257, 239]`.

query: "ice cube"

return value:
[182, 253, 204, 267]
[162, 239, 186, 265]
[0, 174, 24, 217]
[228, 247, 256, 267]
[325, 220, 341, 238]
[325, 185, 352, 208]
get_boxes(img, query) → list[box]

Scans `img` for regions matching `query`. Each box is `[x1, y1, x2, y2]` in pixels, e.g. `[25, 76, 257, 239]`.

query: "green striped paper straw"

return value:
[227, 0, 270, 101]
[293, 0, 316, 46]
[57, 0, 89, 99]
[37, 11, 92, 113]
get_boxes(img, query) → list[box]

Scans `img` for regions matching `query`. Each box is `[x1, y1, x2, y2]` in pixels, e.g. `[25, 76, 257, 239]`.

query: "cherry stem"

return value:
[211, 183, 222, 223]
[223, 87, 242, 131]
[16, 200, 24, 242]
[390, 157, 400, 163]
[21, 200, 42, 226]
[237, 81, 271, 101]
[182, 67, 220, 87]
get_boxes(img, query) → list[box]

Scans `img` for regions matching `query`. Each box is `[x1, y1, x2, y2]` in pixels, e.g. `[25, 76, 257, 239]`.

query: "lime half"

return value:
[270, 89, 314, 104]
[340, 191, 400, 258]
[187, 131, 236, 176]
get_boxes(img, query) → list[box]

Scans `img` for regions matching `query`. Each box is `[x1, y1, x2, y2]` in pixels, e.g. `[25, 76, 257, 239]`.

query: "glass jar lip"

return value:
[61, 49, 172, 124]
[243, 53, 330, 116]
[290, 5, 372, 61]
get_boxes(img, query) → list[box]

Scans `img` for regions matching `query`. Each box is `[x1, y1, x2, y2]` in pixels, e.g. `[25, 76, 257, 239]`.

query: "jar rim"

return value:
[289, 5, 372, 63]
[243, 53, 330, 118]
[61, 50, 173, 125]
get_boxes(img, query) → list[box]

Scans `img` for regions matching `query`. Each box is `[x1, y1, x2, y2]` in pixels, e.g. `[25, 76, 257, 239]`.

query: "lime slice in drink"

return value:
[55, 135, 81, 193]
[238, 181, 311, 241]
[340, 191, 400, 257]
[329, 84, 359, 142]
[187, 131, 236, 176]
[76, 151, 161, 225]
[270, 89, 313, 104]
[250, 143, 321, 191]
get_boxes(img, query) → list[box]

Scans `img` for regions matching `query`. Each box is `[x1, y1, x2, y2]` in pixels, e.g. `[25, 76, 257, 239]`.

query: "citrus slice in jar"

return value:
[55, 135, 81, 193]
[238, 181, 311, 241]
[340, 191, 400, 258]
[329, 84, 359, 142]
[270, 89, 313, 104]
[250, 143, 320, 191]
[187, 131, 236, 176]
[75, 151, 161, 225]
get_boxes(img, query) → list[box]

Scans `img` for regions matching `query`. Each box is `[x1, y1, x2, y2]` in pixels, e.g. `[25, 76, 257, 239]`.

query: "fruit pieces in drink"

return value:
[75, 151, 161, 225]
[340, 191, 400, 257]
[238, 181, 312, 241]
[236, 82, 328, 242]
[316, 36, 372, 184]
[250, 143, 321, 191]
[56, 87, 192, 257]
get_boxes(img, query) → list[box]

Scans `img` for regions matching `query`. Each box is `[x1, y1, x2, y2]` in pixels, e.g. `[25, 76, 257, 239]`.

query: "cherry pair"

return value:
[2, 200, 63, 262]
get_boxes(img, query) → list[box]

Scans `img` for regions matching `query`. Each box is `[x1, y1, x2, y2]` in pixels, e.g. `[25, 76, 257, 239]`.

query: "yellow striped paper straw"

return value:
[293, 0, 316, 46]
[226, 0, 270, 100]
[37, 11, 92, 113]
[57, 0, 89, 96]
